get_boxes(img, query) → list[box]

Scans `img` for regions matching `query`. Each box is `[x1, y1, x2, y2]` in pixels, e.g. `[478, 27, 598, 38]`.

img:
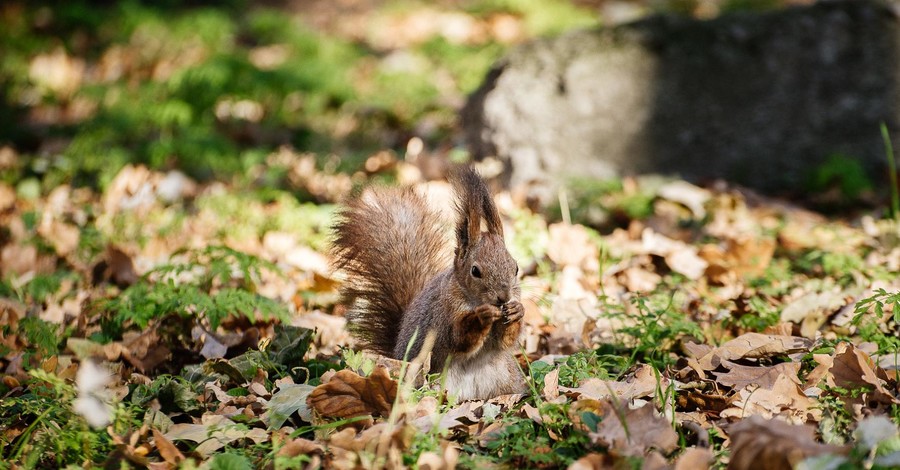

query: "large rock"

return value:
[463, 0, 900, 203]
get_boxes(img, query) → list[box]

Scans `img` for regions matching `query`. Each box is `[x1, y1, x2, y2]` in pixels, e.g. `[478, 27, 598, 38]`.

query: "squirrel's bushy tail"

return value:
[330, 186, 449, 357]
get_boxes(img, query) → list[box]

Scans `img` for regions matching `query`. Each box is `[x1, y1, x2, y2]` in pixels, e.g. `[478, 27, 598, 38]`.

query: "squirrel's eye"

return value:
[471, 265, 482, 278]
[515, 265, 519, 275]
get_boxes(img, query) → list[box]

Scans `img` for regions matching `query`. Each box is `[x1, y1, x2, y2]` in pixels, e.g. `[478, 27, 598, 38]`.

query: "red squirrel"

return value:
[330, 166, 526, 400]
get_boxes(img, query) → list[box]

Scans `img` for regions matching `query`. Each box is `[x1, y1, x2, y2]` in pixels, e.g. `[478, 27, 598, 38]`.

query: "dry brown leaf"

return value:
[657, 180, 711, 219]
[666, 249, 709, 281]
[152, 428, 184, 465]
[780, 290, 850, 338]
[712, 361, 801, 390]
[641, 228, 708, 279]
[165, 414, 268, 457]
[804, 352, 834, 387]
[276, 437, 323, 458]
[677, 391, 734, 414]
[720, 374, 821, 423]
[590, 402, 679, 457]
[0, 183, 15, 211]
[620, 266, 662, 292]
[94, 246, 139, 287]
[568, 452, 612, 470]
[29, 48, 84, 98]
[522, 403, 543, 424]
[547, 223, 599, 271]
[1, 244, 37, 278]
[560, 364, 660, 402]
[487, 393, 525, 409]
[826, 342, 899, 405]
[543, 368, 560, 400]
[307, 366, 397, 420]
[37, 217, 80, 258]
[328, 422, 412, 457]
[727, 416, 847, 470]
[700, 236, 775, 285]
[696, 333, 812, 370]
[121, 328, 171, 373]
[416, 441, 459, 470]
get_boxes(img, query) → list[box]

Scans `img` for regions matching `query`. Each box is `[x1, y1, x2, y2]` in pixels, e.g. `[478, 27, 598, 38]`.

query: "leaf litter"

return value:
[0, 2, 900, 462]
[2, 154, 900, 467]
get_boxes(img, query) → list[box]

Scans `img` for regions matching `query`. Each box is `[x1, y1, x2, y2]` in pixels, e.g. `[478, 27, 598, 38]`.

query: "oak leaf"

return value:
[727, 416, 847, 470]
[712, 361, 801, 390]
[590, 402, 678, 456]
[825, 342, 899, 405]
[720, 374, 820, 423]
[694, 333, 812, 370]
[307, 366, 397, 420]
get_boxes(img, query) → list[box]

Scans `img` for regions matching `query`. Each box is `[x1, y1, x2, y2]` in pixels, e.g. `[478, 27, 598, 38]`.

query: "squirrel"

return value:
[330, 166, 525, 401]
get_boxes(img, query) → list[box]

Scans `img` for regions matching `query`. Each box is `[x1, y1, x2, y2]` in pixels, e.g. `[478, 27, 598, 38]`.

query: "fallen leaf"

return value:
[547, 223, 599, 271]
[522, 403, 543, 425]
[620, 266, 662, 292]
[657, 180, 710, 219]
[826, 342, 899, 405]
[677, 391, 734, 413]
[543, 368, 560, 400]
[700, 236, 776, 284]
[590, 402, 679, 456]
[29, 47, 84, 98]
[720, 374, 821, 424]
[152, 428, 184, 465]
[560, 364, 661, 402]
[727, 416, 847, 470]
[641, 229, 708, 280]
[37, 216, 80, 257]
[121, 328, 171, 373]
[268, 383, 315, 429]
[568, 453, 612, 470]
[674, 447, 713, 470]
[275, 437, 323, 458]
[307, 366, 397, 420]
[712, 361, 801, 390]
[780, 290, 849, 338]
[93, 246, 139, 287]
[165, 414, 268, 457]
[695, 333, 812, 370]
[416, 440, 459, 470]
[0, 183, 14, 211]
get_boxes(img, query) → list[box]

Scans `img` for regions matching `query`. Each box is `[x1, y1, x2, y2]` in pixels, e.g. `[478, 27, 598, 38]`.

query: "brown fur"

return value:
[330, 166, 525, 400]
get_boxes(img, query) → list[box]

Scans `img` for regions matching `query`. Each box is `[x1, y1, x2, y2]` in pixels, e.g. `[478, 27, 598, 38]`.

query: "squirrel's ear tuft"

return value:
[454, 190, 482, 254]
[451, 165, 503, 237]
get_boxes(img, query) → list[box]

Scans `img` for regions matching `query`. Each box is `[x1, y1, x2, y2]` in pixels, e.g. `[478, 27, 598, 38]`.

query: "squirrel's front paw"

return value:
[474, 304, 503, 326]
[500, 300, 524, 324]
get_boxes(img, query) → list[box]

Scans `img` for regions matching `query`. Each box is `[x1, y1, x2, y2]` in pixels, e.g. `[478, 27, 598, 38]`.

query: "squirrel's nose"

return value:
[496, 293, 509, 305]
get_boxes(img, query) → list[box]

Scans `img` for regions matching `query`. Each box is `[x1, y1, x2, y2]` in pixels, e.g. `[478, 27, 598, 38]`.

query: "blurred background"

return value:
[1, 0, 820, 195]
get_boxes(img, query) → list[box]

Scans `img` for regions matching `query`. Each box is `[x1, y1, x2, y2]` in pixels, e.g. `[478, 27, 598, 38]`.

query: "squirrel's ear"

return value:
[481, 195, 503, 237]
[455, 199, 481, 253]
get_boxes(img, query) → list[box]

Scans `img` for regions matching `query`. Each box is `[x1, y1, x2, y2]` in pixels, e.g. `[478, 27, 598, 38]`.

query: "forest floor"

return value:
[1, 0, 898, 468]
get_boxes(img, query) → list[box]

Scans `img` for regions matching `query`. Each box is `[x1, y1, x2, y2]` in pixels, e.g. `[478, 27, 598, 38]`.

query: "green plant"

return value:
[602, 293, 704, 369]
[809, 154, 873, 200]
[0, 368, 137, 467]
[729, 295, 781, 332]
[471, 414, 571, 467]
[852, 289, 900, 356]
[99, 245, 289, 339]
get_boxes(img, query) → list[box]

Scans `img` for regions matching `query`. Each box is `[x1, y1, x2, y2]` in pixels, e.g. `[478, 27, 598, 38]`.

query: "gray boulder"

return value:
[463, 0, 900, 203]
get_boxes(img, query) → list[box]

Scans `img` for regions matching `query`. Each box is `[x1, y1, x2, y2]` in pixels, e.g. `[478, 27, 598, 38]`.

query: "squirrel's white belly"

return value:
[445, 352, 512, 401]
